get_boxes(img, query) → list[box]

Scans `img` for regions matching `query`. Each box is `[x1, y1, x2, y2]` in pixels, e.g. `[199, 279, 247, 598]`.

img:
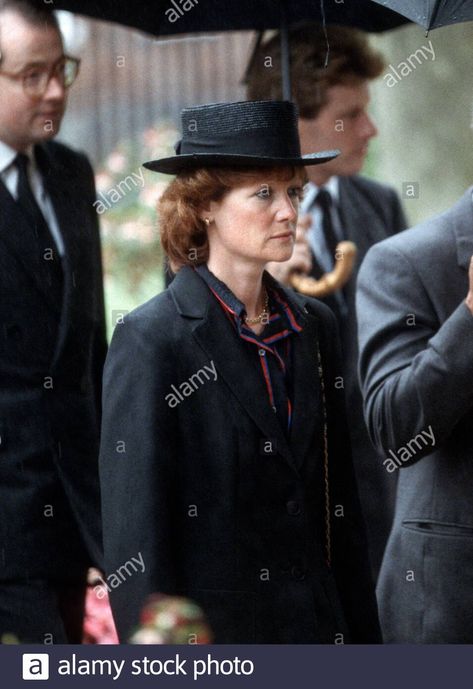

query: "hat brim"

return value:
[143, 150, 339, 175]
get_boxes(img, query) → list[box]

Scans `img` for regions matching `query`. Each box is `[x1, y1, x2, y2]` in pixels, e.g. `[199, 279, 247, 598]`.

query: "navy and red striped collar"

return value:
[194, 263, 304, 338]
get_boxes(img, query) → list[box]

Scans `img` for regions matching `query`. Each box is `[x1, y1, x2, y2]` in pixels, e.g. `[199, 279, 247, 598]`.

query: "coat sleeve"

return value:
[317, 304, 381, 642]
[99, 309, 179, 642]
[357, 240, 473, 461]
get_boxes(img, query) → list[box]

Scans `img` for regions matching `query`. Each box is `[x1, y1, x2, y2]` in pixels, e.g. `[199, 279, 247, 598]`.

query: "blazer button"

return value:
[286, 500, 301, 516]
[291, 565, 306, 581]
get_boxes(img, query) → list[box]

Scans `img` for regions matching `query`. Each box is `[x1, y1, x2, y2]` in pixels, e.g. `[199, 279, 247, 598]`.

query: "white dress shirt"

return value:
[0, 140, 65, 256]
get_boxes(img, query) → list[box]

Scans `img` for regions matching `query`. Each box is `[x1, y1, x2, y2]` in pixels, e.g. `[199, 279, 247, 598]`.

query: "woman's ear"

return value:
[198, 204, 212, 222]
[198, 204, 214, 227]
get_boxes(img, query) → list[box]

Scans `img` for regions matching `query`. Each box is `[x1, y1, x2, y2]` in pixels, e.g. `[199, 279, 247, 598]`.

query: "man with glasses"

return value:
[0, 0, 106, 642]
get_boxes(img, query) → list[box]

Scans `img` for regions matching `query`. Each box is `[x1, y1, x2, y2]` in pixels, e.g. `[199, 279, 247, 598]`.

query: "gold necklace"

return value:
[244, 290, 269, 325]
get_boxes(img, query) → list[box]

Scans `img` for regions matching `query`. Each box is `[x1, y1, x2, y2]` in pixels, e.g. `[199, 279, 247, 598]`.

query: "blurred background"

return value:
[56, 13, 473, 335]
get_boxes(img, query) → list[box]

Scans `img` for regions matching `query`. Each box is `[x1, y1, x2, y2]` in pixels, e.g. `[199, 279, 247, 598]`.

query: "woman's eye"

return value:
[256, 186, 271, 199]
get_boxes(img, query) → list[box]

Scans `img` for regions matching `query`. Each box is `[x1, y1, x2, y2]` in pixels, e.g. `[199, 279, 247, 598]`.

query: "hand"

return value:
[87, 567, 105, 585]
[266, 214, 313, 286]
[466, 256, 473, 315]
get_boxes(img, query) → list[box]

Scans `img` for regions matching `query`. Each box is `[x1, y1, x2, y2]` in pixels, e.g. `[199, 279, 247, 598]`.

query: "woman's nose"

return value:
[277, 193, 298, 221]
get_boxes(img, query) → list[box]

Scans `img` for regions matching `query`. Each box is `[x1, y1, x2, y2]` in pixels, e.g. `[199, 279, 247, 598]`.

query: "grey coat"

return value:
[356, 187, 473, 642]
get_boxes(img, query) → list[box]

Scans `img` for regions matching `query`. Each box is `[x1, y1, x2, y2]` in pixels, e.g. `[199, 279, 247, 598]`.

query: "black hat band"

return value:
[176, 127, 302, 159]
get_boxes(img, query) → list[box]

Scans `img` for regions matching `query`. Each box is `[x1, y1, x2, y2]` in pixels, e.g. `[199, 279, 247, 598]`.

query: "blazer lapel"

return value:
[338, 177, 382, 255]
[288, 307, 322, 468]
[0, 177, 60, 312]
[171, 267, 299, 473]
[338, 177, 382, 306]
[35, 144, 82, 365]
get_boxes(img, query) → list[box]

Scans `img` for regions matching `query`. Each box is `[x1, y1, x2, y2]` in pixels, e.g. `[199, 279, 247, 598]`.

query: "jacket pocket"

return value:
[402, 519, 473, 538]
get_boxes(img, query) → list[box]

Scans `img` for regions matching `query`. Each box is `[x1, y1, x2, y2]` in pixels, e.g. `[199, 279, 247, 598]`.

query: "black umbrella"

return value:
[35, 0, 409, 98]
[45, 0, 408, 35]
[370, 0, 473, 30]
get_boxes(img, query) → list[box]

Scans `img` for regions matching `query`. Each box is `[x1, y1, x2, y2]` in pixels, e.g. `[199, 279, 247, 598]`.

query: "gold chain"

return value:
[316, 340, 331, 568]
[244, 290, 269, 325]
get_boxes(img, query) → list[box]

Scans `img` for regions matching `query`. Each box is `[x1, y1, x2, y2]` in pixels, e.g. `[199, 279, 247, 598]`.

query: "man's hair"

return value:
[158, 166, 308, 272]
[0, 0, 59, 30]
[0, 0, 60, 63]
[246, 23, 384, 119]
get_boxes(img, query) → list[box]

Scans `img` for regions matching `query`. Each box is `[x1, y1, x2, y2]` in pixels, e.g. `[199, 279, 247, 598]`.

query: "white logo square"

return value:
[22, 654, 50, 680]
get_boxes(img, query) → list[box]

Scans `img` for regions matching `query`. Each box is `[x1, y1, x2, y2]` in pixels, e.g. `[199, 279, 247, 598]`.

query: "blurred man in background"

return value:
[247, 24, 407, 578]
[0, 0, 105, 642]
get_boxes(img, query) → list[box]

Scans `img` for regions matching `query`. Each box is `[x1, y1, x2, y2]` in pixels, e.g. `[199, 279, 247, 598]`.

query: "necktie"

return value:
[14, 153, 63, 307]
[316, 188, 338, 267]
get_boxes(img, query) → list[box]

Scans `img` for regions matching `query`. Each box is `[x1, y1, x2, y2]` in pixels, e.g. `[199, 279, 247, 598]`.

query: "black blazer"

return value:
[0, 141, 106, 580]
[99, 266, 380, 644]
[309, 175, 407, 577]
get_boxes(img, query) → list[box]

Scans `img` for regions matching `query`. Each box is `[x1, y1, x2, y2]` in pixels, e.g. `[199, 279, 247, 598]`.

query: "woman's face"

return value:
[206, 173, 305, 268]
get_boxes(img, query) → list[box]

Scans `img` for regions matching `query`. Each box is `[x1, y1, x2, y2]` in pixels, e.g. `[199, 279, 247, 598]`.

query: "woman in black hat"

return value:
[99, 100, 380, 644]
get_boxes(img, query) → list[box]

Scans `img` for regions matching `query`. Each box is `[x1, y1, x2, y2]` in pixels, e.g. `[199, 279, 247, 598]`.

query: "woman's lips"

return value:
[38, 110, 63, 119]
[270, 232, 294, 240]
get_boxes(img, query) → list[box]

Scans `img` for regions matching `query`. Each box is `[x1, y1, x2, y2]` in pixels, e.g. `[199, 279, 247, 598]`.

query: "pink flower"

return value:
[106, 152, 128, 174]
[142, 128, 160, 149]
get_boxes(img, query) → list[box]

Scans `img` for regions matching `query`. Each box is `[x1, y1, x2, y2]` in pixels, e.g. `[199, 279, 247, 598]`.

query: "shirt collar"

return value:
[0, 140, 35, 176]
[194, 263, 304, 333]
[195, 263, 245, 319]
[301, 176, 339, 213]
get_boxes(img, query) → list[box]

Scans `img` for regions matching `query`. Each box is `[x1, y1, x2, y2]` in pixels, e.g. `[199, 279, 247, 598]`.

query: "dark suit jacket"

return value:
[99, 265, 380, 644]
[357, 187, 473, 642]
[0, 141, 106, 580]
[309, 175, 407, 578]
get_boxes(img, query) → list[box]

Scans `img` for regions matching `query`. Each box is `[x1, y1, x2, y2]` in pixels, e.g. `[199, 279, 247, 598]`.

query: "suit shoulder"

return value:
[367, 190, 472, 262]
[44, 140, 92, 170]
[109, 290, 179, 357]
[122, 290, 175, 328]
[347, 174, 399, 200]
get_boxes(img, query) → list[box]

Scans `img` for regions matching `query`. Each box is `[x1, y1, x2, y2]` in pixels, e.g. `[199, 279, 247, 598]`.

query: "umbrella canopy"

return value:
[370, 0, 473, 30]
[39, 0, 409, 35]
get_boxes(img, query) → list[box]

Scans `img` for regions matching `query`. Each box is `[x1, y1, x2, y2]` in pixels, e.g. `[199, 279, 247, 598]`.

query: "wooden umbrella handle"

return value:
[289, 241, 357, 298]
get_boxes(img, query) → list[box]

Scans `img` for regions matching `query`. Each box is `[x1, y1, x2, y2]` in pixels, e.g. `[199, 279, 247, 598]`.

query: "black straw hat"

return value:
[143, 100, 339, 175]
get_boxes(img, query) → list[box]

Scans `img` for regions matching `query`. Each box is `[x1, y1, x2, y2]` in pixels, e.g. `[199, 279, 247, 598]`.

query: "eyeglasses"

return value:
[0, 55, 80, 98]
